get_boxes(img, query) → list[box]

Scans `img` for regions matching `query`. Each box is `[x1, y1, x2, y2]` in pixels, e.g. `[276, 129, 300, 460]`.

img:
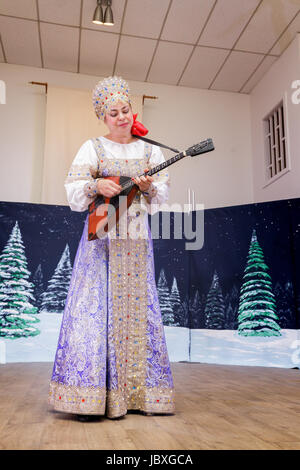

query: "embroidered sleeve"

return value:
[64, 140, 99, 212]
[83, 178, 101, 198]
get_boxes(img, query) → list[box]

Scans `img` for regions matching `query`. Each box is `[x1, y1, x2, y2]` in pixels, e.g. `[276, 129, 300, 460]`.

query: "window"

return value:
[263, 101, 288, 183]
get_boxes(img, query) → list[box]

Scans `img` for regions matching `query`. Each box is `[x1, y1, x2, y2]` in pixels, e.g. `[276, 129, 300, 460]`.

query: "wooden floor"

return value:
[0, 362, 299, 450]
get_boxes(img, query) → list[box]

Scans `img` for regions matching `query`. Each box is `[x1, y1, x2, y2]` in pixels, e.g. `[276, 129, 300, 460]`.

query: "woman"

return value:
[48, 76, 175, 420]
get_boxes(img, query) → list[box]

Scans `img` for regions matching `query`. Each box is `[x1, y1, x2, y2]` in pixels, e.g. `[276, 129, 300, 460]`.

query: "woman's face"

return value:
[104, 101, 133, 135]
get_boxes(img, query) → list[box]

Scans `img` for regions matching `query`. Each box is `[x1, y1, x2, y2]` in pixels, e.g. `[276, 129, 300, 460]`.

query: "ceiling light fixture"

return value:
[92, 0, 104, 25]
[103, 0, 114, 26]
[92, 0, 114, 26]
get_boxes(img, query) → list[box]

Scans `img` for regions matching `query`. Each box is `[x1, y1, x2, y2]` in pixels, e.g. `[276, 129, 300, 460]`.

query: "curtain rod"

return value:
[28, 82, 158, 104]
[29, 81, 48, 93]
[142, 95, 158, 104]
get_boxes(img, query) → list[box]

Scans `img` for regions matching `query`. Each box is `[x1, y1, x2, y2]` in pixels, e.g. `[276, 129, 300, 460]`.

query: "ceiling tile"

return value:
[240, 55, 278, 93]
[38, 0, 81, 27]
[236, 0, 300, 54]
[199, 0, 261, 49]
[179, 46, 229, 89]
[161, 0, 215, 44]
[0, 0, 298, 94]
[270, 10, 300, 55]
[115, 35, 156, 82]
[40, 23, 79, 73]
[81, 0, 126, 34]
[210, 50, 264, 92]
[122, 0, 170, 39]
[0, 0, 37, 20]
[79, 29, 119, 76]
[0, 16, 41, 67]
[147, 41, 193, 85]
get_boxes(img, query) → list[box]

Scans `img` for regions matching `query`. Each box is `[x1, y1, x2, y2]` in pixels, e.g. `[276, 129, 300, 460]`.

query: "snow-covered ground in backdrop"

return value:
[0, 313, 299, 368]
[190, 328, 300, 368]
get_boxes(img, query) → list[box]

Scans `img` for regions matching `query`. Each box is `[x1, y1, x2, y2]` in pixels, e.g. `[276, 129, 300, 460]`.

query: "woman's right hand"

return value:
[97, 178, 122, 198]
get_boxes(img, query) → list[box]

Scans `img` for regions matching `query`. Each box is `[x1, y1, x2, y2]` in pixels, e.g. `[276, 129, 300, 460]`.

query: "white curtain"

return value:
[41, 86, 143, 205]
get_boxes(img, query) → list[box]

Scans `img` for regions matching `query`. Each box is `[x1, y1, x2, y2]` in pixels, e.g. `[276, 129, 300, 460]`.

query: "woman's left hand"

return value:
[133, 168, 154, 192]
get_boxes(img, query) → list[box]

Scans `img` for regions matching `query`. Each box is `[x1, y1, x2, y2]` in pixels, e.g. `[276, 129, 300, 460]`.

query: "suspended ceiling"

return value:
[0, 0, 299, 94]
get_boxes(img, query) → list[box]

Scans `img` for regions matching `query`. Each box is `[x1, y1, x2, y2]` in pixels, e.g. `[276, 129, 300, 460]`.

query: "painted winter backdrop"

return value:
[0, 198, 299, 367]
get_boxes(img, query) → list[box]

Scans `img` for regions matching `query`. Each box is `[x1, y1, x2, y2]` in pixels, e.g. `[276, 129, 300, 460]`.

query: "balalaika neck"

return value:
[121, 151, 186, 191]
[147, 150, 186, 176]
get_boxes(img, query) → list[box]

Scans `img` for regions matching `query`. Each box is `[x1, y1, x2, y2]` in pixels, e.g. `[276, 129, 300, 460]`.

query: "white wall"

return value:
[250, 34, 300, 203]
[0, 63, 254, 210]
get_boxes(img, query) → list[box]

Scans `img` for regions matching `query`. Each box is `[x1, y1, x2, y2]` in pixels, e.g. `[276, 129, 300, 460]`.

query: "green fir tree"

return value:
[169, 277, 181, 326]
[190, 290, 202, 328]
[0, 221, 40, 339]
[274, 281, 295, 329]
[204, 271, 225, 329]
[237, 229, 281, 337]
[41, 244, 72, 313]
[157, 269, 175, 326]
[33, 263, 44, 311]
[176, 294, 190, 328]
[224, 284, 239, 329]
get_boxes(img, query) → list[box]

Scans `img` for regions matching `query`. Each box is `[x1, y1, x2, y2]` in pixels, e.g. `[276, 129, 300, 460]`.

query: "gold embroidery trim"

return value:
[65, 163, 98, 184]
[48, 381, 106, 415]
[48, 381, 175, 417]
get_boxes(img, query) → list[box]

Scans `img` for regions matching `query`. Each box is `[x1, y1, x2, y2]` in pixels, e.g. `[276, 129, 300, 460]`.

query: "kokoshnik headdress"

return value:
[91, 75, 178, 149]
[92, 76, 130, 121]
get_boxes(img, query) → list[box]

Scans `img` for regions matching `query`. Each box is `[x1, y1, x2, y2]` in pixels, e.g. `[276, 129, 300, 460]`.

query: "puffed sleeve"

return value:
[141, 144, 170, 215]
[64, 139, 99, 212]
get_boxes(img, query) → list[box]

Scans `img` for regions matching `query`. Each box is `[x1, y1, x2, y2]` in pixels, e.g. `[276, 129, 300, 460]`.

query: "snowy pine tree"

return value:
[274, 281, 295, 329]
[225, 302, 235, 329]
[204, 271, 225, 329]
[169, 277, 181, 326]
[224, 284, 240, 329]
[41, 244, 72, 313]
[176, 294, 190, 328]
[33, 264, 44, 311]
[0, 221, 40, 338]
[190, 290, 202, 328]
[157, 269, 175, 325]
[283, 281, 296, 329]
[237, 229, 281, 337]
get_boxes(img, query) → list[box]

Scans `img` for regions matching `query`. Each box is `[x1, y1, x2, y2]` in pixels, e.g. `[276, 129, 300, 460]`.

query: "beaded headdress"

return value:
[92, 76, 131, 120]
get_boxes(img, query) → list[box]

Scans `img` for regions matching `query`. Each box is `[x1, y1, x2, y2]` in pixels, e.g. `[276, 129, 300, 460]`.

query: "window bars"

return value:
[264, 101, 287, 181]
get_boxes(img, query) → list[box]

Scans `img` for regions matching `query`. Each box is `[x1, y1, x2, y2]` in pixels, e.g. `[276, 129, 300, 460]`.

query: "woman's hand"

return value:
[97, 178, 122, 198]
[132, 169, 154, 192]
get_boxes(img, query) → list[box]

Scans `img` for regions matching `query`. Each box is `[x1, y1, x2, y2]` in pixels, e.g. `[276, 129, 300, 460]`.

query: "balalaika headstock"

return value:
[121, 137, 215, 187]
[186, 138, 215, 157]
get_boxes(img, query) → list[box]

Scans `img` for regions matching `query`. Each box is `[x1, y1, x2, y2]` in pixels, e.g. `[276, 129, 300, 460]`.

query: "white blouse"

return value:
[65, 136, 170, 214]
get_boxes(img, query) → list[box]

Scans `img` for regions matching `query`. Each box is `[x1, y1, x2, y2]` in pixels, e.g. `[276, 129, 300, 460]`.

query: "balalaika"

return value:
[87, 138, 215, 240]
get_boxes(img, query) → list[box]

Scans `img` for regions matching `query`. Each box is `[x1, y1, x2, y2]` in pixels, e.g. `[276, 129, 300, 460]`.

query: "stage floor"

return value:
[0, 362, 299, 450]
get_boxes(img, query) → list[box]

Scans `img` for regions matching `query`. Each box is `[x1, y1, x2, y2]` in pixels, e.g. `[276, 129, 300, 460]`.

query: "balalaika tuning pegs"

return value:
[188, 138, 215, 157]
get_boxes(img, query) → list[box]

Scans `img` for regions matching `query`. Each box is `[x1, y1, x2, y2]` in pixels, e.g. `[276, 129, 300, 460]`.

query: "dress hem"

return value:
[48, 380, 175, 417]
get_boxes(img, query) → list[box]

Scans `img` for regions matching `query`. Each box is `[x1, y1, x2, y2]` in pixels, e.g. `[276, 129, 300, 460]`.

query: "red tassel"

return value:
[131, 113, 148, 136]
